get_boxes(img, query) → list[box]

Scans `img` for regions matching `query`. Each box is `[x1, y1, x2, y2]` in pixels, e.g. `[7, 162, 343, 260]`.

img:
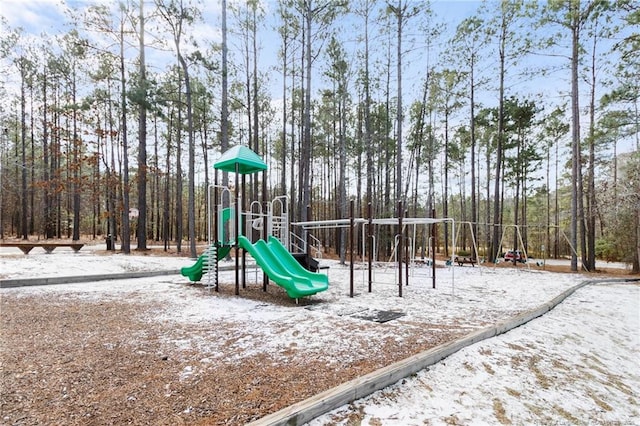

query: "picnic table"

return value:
[454, 256, 476, 267]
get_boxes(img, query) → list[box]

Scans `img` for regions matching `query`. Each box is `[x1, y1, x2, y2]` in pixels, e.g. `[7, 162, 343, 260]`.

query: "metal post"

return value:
[262, 169, 268, 291]
[432, 208, 436, 289]
[0, 128, 5, 239]
[398, 201, 403, 297]
[242, 174, 247, 289]
[405, 231, 409, 287]
[367, 202, 373, 293]
[349, 200, 354, 298]
[214, 173, 219, 292]
[306, 204, 312, 256]
[234, 164, 240, 296]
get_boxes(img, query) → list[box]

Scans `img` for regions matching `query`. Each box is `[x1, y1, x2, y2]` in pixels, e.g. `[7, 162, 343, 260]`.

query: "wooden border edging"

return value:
[0, 264, 239, 289]
[0, 270, 181, 288]
[248, 327, 496, 426]
[248, 278, 639, 426]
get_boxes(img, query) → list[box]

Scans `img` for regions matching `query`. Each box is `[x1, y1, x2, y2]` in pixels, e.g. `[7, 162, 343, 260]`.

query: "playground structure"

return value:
[181, 147, 585, 302]
[293, 203, 457, 297]
[181, 146, 462, 300]
[181, 145, 329, 300]
[180, 144, 597, 300]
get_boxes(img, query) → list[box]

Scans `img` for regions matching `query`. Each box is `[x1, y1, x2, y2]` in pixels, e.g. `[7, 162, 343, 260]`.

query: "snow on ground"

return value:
[309, 282, 640, 426]
[1, 249, 639, 424]
[0, 245, 189, 278]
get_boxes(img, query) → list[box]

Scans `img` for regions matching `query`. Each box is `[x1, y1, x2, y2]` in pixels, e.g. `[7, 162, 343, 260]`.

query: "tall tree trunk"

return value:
[177, 52, 196, 258]
[221, 0, 230, 210]
[54, 89, 62, 238]
[280, 30, 287, 195]
[108, 95, 117, 250]
[554, 135, 559, 258]
[153, 115, 160, 241]
[29, 88, 35, 235]
[338, 95, 347, 264]
[469, 57, 477, 260]
[363, 2, 373, 212]
[244, 15, 254, 200]
[175, 87, 183, 253]
[485, 135, 491, 258]
[384, 27, 392, 256]
[72, 69, 80, 242]
[443, 109, 449, 256]
[289, 70, 296, 223]
[586, 25, 597, 271]
[301, 5, 312, 223]
[513, 132, 522, 257]
[201, 117, 209, 241]
[491, 12, 507, 262]
[570, 13, 580, 271]
[20, 59, 27, 240]
[137, 0, 148, 250]
[42, 71, 53, 239]
[163, 109, 173, 251]
[395, 0, 403, 207]
[252, 4, 260, 202]
[546, 137, 551, 259]
[120, 19, 131, 254]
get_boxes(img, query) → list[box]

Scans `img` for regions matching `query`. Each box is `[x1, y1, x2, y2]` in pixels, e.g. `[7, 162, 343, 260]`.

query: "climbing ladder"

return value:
[270, 195, 289, 250]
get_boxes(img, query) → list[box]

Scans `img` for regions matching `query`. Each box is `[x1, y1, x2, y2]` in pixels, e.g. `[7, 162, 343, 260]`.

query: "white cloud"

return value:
[1, 0, 68, 33]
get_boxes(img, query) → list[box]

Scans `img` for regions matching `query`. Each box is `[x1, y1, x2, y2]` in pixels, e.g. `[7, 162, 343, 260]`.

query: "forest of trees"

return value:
[0, 0, 638, 272]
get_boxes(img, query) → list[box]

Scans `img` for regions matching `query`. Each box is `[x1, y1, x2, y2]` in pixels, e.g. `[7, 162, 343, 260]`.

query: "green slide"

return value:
[181, 245, 231, 282]
[266, 236, 328, 289]
[238, 236, 329, 299]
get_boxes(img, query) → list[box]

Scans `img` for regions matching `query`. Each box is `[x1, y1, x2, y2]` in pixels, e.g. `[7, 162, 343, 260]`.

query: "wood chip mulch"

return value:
[0, 281, 475, 426]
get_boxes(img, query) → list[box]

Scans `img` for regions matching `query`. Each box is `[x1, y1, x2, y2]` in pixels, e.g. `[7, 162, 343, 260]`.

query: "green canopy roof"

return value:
[213, 145, 268, 174]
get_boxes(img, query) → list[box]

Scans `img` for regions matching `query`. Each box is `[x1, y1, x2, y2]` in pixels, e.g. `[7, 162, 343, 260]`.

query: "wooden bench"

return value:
[454, 256, 476, 267]
[0, 243, 84, 254]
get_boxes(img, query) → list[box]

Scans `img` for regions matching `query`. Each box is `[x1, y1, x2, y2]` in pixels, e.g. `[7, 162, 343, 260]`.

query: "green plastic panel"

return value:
[238, 236, 328, 299]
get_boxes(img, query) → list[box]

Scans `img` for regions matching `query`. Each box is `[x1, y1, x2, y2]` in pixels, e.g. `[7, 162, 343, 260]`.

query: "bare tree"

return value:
[156, 0, 200, 259]
[296, 0, 346, 222]
[485, 0, 530, 262]
[543, 0, 605, 271]
[386, 0, 418, 207]
[448, 16, 488, 259]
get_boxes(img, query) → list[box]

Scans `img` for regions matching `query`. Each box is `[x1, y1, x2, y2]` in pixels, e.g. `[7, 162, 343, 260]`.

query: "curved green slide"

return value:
[238, 236, 329, 299]
[181, 245, 231, 282]
[266, 236, 328, 289]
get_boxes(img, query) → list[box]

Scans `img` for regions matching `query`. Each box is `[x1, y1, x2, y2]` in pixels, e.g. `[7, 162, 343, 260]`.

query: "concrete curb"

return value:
[248, 277, 639, 426]
[0, 264, 238, 288]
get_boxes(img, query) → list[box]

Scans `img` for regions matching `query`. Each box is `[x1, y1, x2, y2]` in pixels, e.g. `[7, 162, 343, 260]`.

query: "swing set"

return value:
[451, 221, 585, 271]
